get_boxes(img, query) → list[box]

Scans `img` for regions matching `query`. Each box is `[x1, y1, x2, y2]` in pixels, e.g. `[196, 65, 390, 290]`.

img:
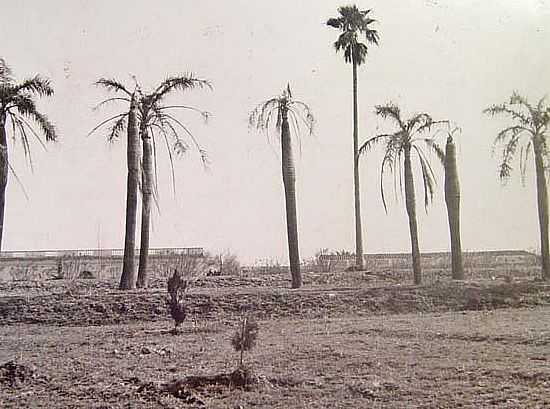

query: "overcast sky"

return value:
[1, 0, 549, 264]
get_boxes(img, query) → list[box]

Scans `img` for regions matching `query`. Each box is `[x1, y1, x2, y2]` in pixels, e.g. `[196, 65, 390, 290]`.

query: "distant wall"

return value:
[0, 248, 204, 281]
[317, 251, 538, 271]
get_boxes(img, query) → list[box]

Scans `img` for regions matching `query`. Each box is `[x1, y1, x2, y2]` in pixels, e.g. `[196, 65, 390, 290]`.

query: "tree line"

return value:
[0, 4, 548, 290]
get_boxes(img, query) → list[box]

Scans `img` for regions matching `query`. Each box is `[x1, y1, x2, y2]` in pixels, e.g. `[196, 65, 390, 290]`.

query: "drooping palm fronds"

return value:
[484, 92, 550, 281]
[249, 86, 314, 139]
[360, 104, 447, 212]
[484, 92, 550, 182]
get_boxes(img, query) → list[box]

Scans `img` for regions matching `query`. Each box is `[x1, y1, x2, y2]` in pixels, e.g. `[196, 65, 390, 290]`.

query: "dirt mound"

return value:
[0, 279, 548, 327]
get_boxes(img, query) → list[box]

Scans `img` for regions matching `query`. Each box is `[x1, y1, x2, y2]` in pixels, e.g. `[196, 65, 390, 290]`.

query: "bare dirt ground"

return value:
[1, 270, 549, 408]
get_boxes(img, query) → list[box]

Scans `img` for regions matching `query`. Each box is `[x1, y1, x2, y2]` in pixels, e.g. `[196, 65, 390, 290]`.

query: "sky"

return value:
[1, 0, 550, 264]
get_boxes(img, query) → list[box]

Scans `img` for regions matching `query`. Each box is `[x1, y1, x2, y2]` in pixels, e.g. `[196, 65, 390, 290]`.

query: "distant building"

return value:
[318, 250, 538, 270]
[0, 247, 205, 280]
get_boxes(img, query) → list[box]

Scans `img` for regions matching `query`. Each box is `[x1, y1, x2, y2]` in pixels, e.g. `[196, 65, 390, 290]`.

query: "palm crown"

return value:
[483, 92, 550, 182]
[249, 84, 314, 142]
[360, 103, 447, 211]
[0, 59, 57, 169]
[327, 5, 379, 65]
[92, 75, 212, 193]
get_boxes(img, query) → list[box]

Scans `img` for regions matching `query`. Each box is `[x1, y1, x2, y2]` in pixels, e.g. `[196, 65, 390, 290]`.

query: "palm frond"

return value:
[421, 138, 445, 165]
[107, 115, 127, 142]
[0, 58, 13, 83]
[157, 105, 211, 123]
[152, 75, 212, 104]
[158, 112, 208, 168]
[498, 132, 523, 181]
[26, 110, 57, 142]
[151, 123, 178, 196]
[95, 78, 132, 96]
[491, 125, 529, 156]
[93, 97, 131, 112]
[375, 103, 405, 129]
[326, 17, 342, 29]
[378, 137, 403, 212]
[7, 159, 30, 200]
[88, 112, 127, 137]
[483, 103, 531, 127]
[14, 76, 54, 97]
[359, 133, 391, 156]
[413, 145, 437, 210]
[519, 140, 533, 186]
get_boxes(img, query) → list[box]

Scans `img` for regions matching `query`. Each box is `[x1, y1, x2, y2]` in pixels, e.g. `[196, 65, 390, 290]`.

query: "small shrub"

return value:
[231, 316, 259, 367]
[166, 269, 188, 334]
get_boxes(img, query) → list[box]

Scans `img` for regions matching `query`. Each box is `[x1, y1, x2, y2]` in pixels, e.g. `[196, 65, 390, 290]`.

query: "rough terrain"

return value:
[1, 270, 549, 408]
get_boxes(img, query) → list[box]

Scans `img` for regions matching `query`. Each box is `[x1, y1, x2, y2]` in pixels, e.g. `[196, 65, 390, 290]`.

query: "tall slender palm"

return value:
[444, 128, 464, 280]
[249, 84, 314, 288]
[0, 58, 57, 250]
[327, 5, 379, 270]
[484, 93, 550, 280]
[91, 78, 139, 290]
[359, 103, 446, 284]
[134, 75, 211, 288]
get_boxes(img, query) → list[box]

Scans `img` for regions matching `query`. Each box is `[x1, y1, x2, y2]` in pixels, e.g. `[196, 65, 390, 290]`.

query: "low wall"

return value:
[0, 248, 204, 281]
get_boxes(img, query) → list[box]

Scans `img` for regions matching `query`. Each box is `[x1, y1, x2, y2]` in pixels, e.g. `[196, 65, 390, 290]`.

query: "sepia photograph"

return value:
[0, 0, 549, 407]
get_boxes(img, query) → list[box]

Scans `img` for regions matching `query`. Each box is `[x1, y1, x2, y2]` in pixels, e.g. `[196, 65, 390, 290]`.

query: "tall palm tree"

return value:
[444, 128, 464, 280]
[134, 75, 211, 288]
[359, 103, 446, 284]
[91, 78, 139, 290]
[327, 5, 379, 270]
[249, 84, 314, 289]
[91, 75, 210, 289]
[0, 58, 57, 251]
[484, 92, 550, 280]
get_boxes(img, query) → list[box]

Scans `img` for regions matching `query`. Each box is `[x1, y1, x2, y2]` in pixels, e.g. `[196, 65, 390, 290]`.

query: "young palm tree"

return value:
[359, 103, 446, 284]
[134, 75, 211, 288]
[91, 78, 139, 290]
[0, 58, 57, 250]
[327, 5, 379, 270]
[444, 128, 464, 280]
[484, 93, 550, 280]
[249, 84, 314, 289]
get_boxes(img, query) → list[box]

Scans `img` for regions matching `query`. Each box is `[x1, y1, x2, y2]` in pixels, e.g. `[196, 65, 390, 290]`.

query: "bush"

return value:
[166, 269, 188, 334]
[231, 316, 259, 367]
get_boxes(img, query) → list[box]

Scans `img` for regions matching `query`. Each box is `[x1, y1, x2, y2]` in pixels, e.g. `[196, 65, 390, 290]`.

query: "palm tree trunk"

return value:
[137, 127, 153, 288]
[281, 109, 301, 288]
[444, 135, 464, 280]
[119, 97, 140, 290]
[352, 61, 364, 270]
[0, 113, 7, 252]
[404, 145, 422, 284]
[533, 137, 550, 280]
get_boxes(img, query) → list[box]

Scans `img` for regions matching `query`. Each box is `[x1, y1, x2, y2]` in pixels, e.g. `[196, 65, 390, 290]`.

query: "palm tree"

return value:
[91, 75, 211, 289]
[0, 58, 57, 250]
[327, 5, 379, 270]
[484, 93, 550, 280]
[444, 128, 464, 280]
[249, 84, 314, 288]
[91, 78, 139, 290]
[134, 75, 211, 288]
[359, 103, 447, 284]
